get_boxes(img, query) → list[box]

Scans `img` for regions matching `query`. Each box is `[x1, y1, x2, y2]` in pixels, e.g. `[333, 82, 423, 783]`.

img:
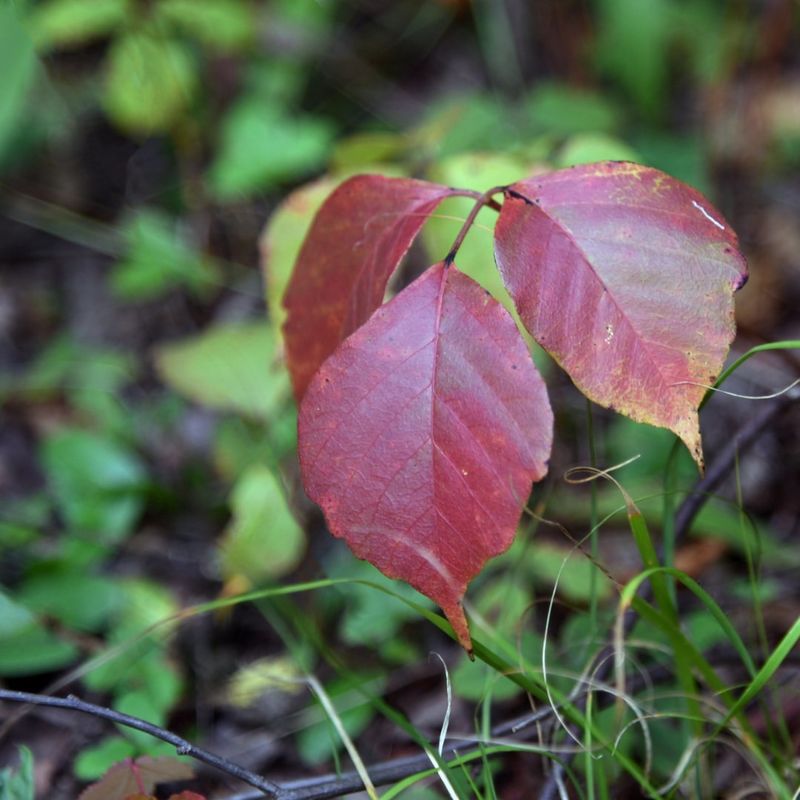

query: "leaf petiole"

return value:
[443, 186, 505, 266]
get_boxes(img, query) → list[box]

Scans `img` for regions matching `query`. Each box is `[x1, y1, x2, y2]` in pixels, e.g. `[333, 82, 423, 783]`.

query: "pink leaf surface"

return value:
[282, 175, 458, 400]
[494, 162, 748, 467]
[298, 262, 552, 650]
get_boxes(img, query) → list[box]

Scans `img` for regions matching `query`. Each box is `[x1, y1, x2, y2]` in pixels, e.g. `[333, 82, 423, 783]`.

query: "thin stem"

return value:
[0, 690, 281, 797]
[443, 186, 505, 266]
[0, 660, 680, 800]
[537, 388, 798, 800]
[447, 187, 503, 212]
[4, 394, 793, 800]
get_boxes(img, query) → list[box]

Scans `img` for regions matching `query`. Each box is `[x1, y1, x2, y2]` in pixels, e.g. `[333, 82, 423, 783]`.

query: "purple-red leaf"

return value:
[494, 162, 748, 467]
[282, 175, 458, 400]
[79, 757, 194, 800]
[298, 262, 552, 650]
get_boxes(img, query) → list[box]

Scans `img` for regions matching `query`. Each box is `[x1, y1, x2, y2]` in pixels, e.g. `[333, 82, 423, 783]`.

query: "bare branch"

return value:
[0, 690, 281, 797]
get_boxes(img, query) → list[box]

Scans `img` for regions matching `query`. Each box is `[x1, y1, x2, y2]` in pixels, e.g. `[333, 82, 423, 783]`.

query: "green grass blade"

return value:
[715, 615, 800, 732]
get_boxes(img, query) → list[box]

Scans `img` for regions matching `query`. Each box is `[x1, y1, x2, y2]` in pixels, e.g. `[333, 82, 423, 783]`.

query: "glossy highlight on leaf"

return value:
[298, 262, 552, 650]
[494, 161, 748, 467]
[282, 175, 458, 400]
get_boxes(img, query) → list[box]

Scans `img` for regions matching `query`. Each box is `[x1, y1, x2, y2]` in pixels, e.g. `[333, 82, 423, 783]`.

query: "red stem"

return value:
[443, 186, 506, 266]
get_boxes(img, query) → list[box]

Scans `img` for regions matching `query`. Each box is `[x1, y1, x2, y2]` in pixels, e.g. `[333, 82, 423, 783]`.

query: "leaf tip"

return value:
[442, 599, 473, 654]
[677, 415, 705, 474]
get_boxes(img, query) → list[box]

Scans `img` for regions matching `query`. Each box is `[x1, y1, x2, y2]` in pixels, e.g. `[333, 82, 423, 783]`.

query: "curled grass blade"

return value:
[619, 566, 789, 797]
[702, 340, 800, 411]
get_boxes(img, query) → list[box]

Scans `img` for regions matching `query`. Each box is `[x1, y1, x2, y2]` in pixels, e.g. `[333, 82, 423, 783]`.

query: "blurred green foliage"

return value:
[0, 5, 38, 163]
[113, 209, 219, 300]
[154, 322, 289, 421]
[0, 747, 35, 800]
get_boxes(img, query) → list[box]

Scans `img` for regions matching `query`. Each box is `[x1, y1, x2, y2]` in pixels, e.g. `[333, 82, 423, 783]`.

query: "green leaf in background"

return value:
[114, 690, 168, 751]
[220, 464, 305, 587]
[1, 335, 135, 399]
[245, 59, 307, 106]
[270, 0, 335, 32]
[155, 322, 289, 421]
[631, 132, 710, 194]
[260, 175, 340, 333]
[73, 736, 137, 782]
[156, 0, 256, 51]
[647, 717, 693, 785]
[526, 82, 624, 136]
[554, 132, 641, 167]
[421, 94, 525, 157]
[213, 415, 297, 480]
[0, 589, 78, 676]
[0, 4, 38, 163]
[558, 609, 614, 672]
[103, 32, 196, 135]
[296, 675, 384, 766]
[523, 542, 614, 603]
[593, 0, 673, 120]
[0, 336, 137, 435]
[209, 101, 335, 199]
[83, 579, 180, 694]
[135, 653, 184, 714]
[424, 151, 537, 307]
[684, 608, 732, 653]
[26, 0, 128, 51]
[674, 0, 738, 85]
[0, 746, 35, 800]
[605, 416, 696, 484]
[113, 209, 219, 301]
[0, 590, 40, 639]
[19, 570, 122, 632]
[330, 131, 408, 171]
[330, 558, 432, 652]
[452, 578, 538, 702]
[41, 428, 146, 543]
[0, 495, 49, 553]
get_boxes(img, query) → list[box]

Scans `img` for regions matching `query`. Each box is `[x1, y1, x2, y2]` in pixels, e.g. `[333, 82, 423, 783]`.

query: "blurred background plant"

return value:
[1, 1, 799, 798]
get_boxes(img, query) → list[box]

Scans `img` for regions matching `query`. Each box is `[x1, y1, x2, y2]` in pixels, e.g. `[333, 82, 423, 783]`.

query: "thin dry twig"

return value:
[2, 394, 793, 800]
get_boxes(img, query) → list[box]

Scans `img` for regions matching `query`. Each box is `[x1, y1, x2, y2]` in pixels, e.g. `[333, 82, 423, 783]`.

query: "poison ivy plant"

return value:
[279, 161, 748, 651]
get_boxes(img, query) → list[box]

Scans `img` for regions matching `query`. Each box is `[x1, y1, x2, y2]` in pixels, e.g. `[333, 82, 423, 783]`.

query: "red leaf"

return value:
[282, 175, 458, 400]
[494, 162, 748, 467]
[298, 262, 552, 650]
[79, 757, 194, 800]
